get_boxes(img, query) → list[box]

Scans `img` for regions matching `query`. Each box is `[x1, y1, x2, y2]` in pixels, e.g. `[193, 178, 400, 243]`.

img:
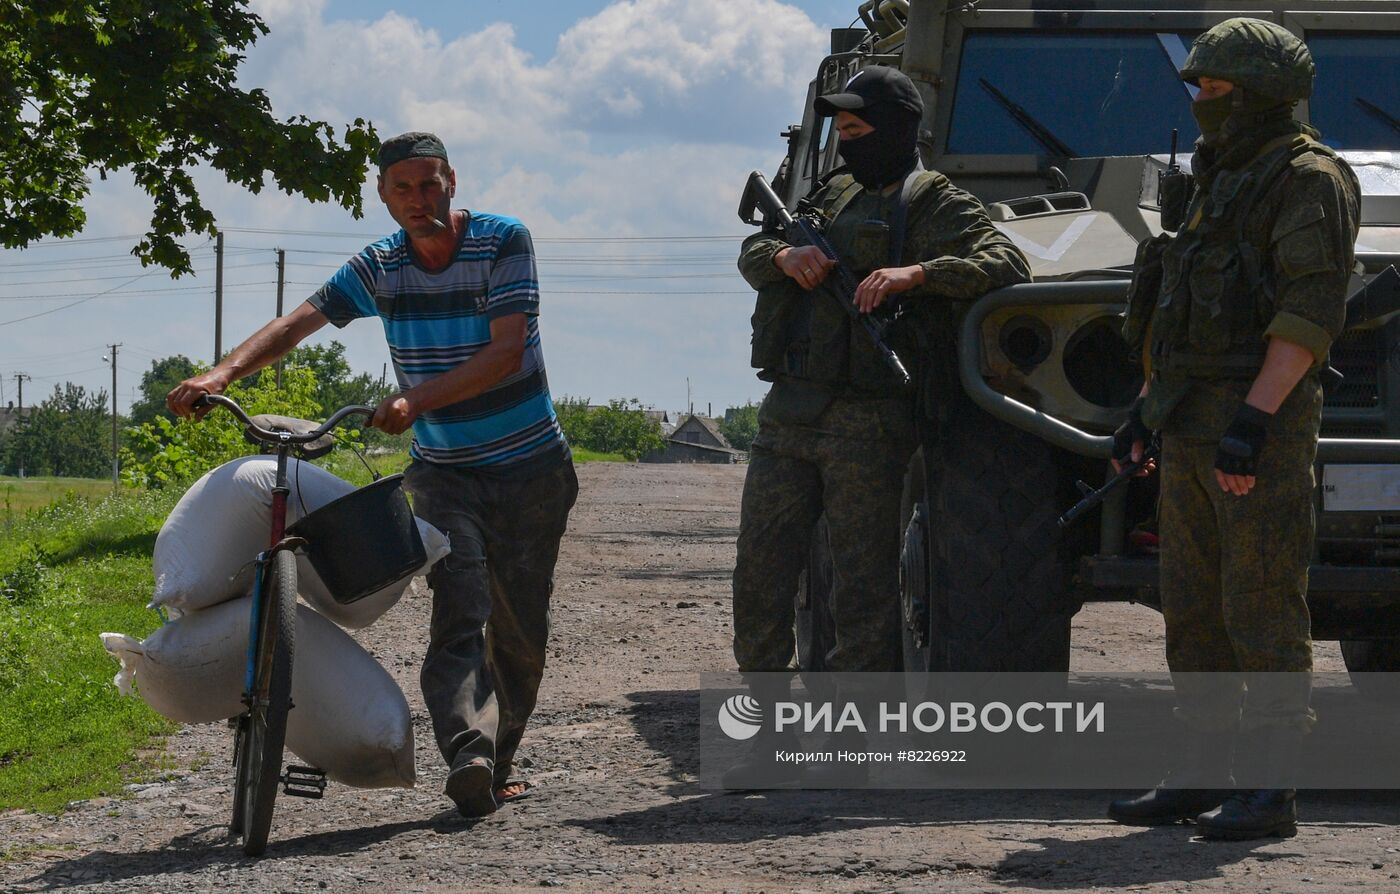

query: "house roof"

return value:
[674, 413, 732, 449]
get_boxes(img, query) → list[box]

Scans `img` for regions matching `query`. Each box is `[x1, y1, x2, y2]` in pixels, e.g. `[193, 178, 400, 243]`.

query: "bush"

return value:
[121, 365, 333, 488]
[552, 397, 664, 462]
[720, 403, 759, 452]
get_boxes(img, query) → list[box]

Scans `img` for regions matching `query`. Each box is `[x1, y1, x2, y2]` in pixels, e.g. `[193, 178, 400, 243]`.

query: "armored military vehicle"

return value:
[753, 0, 1400, 692]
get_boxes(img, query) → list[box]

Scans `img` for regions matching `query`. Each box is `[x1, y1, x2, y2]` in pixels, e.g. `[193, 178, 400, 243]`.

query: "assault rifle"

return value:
[1058, 441, 1159, 529]
[738, 171, 911, 386]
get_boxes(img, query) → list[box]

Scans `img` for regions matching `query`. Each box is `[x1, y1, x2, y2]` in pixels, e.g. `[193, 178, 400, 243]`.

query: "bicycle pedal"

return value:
[281, 765, 327, 799]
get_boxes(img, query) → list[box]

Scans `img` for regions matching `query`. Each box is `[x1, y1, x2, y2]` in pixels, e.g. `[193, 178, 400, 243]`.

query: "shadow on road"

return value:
[602, 687, 1400, 888]
[18, 810, 484, 891]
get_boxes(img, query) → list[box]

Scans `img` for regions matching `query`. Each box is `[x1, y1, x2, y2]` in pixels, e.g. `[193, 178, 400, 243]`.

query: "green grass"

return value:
[319, 445, 628, 484]
[0, 487, 178, 813]
[571, 448, 627, 463]
[0, 443, 628, 814]
[0, 477, 118, 515]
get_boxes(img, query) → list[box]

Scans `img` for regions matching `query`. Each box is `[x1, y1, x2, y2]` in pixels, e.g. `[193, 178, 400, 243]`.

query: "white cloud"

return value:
[3, 0, 826, 414]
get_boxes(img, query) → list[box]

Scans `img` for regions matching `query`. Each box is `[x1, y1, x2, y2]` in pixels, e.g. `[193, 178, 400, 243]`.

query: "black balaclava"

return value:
[837, 102, 921, 190]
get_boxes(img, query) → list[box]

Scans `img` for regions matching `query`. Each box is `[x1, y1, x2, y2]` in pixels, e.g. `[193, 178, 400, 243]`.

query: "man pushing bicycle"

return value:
[168, 131, 578, 818]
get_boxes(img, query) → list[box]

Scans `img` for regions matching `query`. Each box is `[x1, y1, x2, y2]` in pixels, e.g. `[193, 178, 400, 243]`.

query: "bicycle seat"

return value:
[246, 414, 339, 460]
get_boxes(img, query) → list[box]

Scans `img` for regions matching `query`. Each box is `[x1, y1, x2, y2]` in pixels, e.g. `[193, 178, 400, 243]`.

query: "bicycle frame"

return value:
[192, 393, 373, 852]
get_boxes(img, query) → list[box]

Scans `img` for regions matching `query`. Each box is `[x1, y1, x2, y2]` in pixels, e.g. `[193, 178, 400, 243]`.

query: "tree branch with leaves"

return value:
[0, 1, 377, 274]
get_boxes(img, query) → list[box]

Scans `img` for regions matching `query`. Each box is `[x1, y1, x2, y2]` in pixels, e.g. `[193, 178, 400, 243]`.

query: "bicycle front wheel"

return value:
[234, 548, 297, 856]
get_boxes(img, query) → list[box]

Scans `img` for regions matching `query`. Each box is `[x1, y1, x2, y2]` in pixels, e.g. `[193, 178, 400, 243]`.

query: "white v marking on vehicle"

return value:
[1004, 214, 1096, 262]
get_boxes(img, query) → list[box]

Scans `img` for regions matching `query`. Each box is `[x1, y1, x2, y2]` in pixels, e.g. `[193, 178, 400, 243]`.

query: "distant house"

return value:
[641, 413, 744, 464]
[0, 405, 24, 437]
[642, 409, 677, 437]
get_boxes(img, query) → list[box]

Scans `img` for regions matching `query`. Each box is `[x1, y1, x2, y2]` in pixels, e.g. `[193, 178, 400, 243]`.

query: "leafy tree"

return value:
[128, 355, 197, 427]
[0, 1, 378, 273]
[719, 402, 759, 452]
[552, 396, 592, 449]
[551, 396, 664, 461]
[1, 383, 113, 478]
[122, 364, 324, 488]
[281, 342, 395, 414]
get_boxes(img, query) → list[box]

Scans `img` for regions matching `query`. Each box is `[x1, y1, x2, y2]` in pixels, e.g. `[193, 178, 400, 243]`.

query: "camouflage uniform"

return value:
[1130, 20, 1361, 732]
[732, 170, 1030, 672]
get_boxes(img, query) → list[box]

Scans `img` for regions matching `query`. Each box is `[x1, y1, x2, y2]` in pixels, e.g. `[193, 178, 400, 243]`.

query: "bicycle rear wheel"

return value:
[232, 548, 297, 856]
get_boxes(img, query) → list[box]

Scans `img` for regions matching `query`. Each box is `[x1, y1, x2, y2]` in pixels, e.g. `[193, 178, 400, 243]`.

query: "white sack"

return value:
[151, 455, 448, 629]
[151, 456, 352, 612]
[101, 599, 415, 788]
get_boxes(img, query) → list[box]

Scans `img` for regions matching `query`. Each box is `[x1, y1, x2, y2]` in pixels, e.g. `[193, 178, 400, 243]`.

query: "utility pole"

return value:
[14, 372, 29, 478]
[14, 373, 29, 413]
[275, 248, 286, 388]
[214, 230, 225, 362]
[104, 346, 121, 486]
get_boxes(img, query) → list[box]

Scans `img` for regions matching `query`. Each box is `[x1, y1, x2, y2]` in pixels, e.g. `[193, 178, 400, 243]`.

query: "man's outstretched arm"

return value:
[166, 301, 331, 417]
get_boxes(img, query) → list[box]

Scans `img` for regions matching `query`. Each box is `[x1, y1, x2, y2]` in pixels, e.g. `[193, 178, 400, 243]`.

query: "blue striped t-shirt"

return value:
[308, 211, 570, 475]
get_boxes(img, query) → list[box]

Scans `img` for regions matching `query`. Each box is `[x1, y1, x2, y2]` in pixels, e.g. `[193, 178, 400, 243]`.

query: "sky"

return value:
[0, 0, 860, 418]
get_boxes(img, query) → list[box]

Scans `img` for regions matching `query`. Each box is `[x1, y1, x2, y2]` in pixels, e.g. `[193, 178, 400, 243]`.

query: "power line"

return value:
[0, 282, 276, 302]
[2, 233, 149, 247]
[2, 346, 106, 363]
[0, 271, 162, 327]
[220, 226, 747, 242]
[0, 238, 211, 326]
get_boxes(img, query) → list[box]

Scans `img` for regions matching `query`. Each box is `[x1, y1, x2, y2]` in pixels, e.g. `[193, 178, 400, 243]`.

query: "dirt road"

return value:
[1, 463, 1396, 893]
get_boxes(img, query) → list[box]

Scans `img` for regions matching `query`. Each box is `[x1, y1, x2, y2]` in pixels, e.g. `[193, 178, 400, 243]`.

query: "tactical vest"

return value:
[1147, 133, 1343, 380]
[749, 170, 944, 397]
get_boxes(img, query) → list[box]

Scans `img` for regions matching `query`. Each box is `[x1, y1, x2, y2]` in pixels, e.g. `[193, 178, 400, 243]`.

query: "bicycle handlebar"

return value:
[192, 394, 375, 444]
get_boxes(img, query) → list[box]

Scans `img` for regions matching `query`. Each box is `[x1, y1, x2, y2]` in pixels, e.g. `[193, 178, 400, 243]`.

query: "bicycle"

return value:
[192, 393, 373, 856]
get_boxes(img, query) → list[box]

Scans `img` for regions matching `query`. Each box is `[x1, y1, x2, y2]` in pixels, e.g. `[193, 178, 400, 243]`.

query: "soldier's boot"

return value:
[1108, 729, 1235, 826]
[721, 676, 803, 791]
[1197, 725, 1303, 840]
[1196, 789, 1297, 840]
[720, 725, 805, 790]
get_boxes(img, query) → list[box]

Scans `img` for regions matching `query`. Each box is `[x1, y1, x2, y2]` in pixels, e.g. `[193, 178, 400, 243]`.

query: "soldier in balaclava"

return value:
[725, 66, 1029, 788]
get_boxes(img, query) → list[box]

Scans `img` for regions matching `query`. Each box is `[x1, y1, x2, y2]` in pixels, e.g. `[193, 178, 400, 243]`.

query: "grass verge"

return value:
[1, 477, 118, 515]
[320, 445, 627, 485]
[571, 448, 627, 463]
[0, 488, 178, 813]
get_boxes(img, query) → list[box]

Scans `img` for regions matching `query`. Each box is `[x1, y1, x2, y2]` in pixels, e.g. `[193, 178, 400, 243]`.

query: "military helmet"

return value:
[1180, 18, 1314, 101]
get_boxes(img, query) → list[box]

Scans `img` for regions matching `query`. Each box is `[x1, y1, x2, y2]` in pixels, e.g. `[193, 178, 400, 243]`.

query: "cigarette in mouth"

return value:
[427, 215, 447, 230]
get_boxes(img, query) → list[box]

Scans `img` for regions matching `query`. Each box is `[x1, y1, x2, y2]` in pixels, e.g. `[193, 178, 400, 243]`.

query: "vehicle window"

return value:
[1309, 34, 1400, 150]
[946, 31, 1199, 157]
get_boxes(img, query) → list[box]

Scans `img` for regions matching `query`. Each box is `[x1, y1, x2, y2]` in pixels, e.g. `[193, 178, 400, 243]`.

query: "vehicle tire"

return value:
[235, 548, 296, 857]
[900, 452, 932, 674]
[795, 515, 836, 672]
[923, 404, 1075, 672]
[1341, 639, 1400, 703]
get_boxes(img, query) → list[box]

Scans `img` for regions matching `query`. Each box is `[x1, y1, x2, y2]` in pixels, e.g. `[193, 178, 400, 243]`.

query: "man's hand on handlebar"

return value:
[371, 394, 419, 436]
[167, 371, 231, 420]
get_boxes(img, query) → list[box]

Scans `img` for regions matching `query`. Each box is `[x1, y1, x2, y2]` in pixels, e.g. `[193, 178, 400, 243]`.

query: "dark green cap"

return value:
[377, 131, 449, 173]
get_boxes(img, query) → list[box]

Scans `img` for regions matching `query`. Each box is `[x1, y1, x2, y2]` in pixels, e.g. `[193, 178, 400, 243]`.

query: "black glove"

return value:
[1215, 403, 1272, 477]
[1112, 397, 1152, 464]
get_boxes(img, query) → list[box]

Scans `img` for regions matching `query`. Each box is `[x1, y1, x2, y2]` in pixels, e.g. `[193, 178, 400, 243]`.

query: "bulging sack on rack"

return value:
[101, 598, 415, 788]
[150, 455, 448, 628]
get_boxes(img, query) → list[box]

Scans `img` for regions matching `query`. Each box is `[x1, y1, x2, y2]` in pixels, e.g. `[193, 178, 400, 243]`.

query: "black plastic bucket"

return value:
[287, 474, 427, 605]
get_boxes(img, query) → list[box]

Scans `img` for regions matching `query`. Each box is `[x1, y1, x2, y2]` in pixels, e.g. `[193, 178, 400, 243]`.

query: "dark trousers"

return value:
[732, 396, 915, 673]
[404, 458, 578, 785]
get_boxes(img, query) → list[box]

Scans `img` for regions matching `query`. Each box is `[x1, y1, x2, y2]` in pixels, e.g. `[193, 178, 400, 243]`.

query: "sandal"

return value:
[495, 779, 536, 804]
